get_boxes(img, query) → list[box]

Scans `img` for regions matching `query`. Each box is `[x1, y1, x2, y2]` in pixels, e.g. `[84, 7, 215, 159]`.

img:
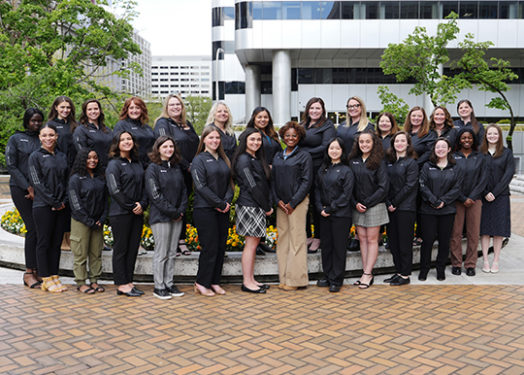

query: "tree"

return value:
[376, 86, 410, 125]
[185, 95, 213, 134]
[0, 0, 141, 166]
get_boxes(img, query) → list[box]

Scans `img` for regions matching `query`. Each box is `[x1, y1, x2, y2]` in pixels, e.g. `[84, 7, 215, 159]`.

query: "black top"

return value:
[483, 147, 515, 198]
[234, 153, 272, 212]
[349, 158, 389, 209]
[300, 119, 336, 168]
[454, 119, 485, 145]
[410, 130, 437, 167]
[435, 126, 458, 149]
[210, 125, 237, 162]
[453, 150, 487, 202]
[114, 118, 155, 168]
[271, 148, 313, 209]
[47, 119, 76, 167]
[379, 133, 392, 154]
[315, 162, 354, 218]
[73, 123, 113, 167]
[191, 151, 233, 210]
[419, 161, 462, 215]
[105, 157, 147, 216]
[261, 133, 282, 165]
[386, 156, 419, 212]
[5, 130, 41, 190]
[145, 161, 188, 224]
[154, 117, 200, 170]
[68, 173, 108, 228]
[28, 148, 69, 209]
[336, 120, 375, 154]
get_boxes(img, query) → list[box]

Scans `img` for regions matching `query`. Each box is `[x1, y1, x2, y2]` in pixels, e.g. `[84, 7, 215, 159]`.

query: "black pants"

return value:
[387, 210, 416, 276]
[319, 215, 351, 286]
[419, 214, 454, 272]
[33, 206, 68, 277]
[11, 186, 37, 269]
[179, 169, 193, 241]
[193, 208, 229, 288]
[110, 214, 143, 285]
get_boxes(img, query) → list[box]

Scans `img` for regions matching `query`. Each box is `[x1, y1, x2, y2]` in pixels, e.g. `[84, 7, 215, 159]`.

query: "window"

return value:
[224, 7, 235, 20]
[442, 1, 459, 18]
[361, 2, 379, 18]
[400, 1, 418, 18]
[212, 7, 223, 26]
[282, 1, 301, 19]
[384, 1, 400, 19]
[341, 1, 357, 18]
[263, 2, 282, 19]
[460, 1, 478, 18]
[225, 81, 246, 94]
[420, 1, 438, 18]
[479, 1, 498, 18]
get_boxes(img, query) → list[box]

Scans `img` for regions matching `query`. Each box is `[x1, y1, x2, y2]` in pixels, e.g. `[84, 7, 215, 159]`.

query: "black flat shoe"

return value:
[418, 270, 428, 281]
[383, 274, 400, 283]
[117, 289, 141, 297]
[258, 242, 275, 253]
[316, 279, 330, 287]
[259, 284, 270, 290]
[437, 268, 446, 281]
[241, 284, 266, 294]
[390, 276, 410, 286]
[329, 284, 341, 293]
[132, 287, 144, 295]
[451, 267, 461, 275]
[466, 268, 476, 276]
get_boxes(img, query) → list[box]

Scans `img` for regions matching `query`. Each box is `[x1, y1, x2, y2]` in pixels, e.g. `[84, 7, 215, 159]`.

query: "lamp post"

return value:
[214, 47, 224, 103]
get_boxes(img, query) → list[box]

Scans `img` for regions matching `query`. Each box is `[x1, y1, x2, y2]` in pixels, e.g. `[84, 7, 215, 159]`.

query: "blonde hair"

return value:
[156, 94, 187, 125]
[345, 96, 369, 131]
[206, 101, 234, 135]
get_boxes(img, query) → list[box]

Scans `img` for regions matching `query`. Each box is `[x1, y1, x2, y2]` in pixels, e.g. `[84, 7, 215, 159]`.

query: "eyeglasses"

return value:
[346, 104, 361, 110]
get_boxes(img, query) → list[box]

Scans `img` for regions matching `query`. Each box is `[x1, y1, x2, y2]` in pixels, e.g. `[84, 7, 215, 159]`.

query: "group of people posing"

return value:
[6, 94, 513, 298]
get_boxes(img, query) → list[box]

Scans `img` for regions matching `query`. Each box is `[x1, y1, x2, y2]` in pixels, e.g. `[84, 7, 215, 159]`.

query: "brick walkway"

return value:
[1, 284, 523, 374]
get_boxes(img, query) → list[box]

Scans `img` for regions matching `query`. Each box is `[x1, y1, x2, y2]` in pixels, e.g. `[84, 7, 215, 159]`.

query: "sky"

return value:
[132, 0, 212, 56]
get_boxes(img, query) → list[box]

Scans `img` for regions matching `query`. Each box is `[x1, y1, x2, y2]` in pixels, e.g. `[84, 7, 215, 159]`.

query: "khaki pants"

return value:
[450, 200, 482, 268]
[70, 218, 103, 285]
[276, 197, 309, 287]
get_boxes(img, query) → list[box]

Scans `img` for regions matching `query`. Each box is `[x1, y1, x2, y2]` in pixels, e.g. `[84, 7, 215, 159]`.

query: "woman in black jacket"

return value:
[106, 131, 148, 297]
[191, 125, 234, 297]
[315, 137, 354, 292]
[454, 99, 485, 145]
[6, 108, 43, 288]
[272, 121, 313, 291]
[232, 128, 273, 294]
[349, 131, 389, 289]
[114, 96, 155, 168]
[418, 138, 462, 281]
[47, 96, 78, 167]
[376, 112, 399, 154]
[430, 106, 457, 149]
[68, 149, 107, 294]
[404, 106, 437, 168]
[384, 132, 419, 286]
[450, 128, 487, 277]
[336, 96, 375, 154]
[480, 124, 514, 273]
[145, 136, 187, 300]
[299, 97, 336, 253]
[28, 123, 69, 292]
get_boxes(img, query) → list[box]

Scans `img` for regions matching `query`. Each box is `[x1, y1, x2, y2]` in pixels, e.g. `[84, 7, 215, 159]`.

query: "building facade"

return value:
[212, 0, 524, 124]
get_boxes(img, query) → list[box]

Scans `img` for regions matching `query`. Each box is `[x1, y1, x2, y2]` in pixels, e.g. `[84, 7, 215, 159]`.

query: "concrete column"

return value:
[245, 65, 261, 119]
[272, 50, 291, 126]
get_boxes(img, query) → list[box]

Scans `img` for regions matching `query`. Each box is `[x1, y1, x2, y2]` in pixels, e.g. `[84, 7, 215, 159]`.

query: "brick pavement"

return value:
[1, 284, 523, 374]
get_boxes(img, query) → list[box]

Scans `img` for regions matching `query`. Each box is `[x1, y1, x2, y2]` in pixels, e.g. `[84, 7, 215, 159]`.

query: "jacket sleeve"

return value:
[178, 181, 188, 217]
[328, 168, 354, 214]
[492, 150, 515, 198]
[391, 161, 419, 207]
[73, 126, 87, 152]
[105, 160, 137, 212]
[314, 171, 324, 213]
[362, 161, 389, 208]
[68, 176, 95, 228]
[5, 137, 30, 190]
[419, 163, 439, 206]
[98, 186, 109, 224]
[236, 156, 271, 212]
[145, 165, 181, 219]
[303, 122, 336, 159]
[113, 122, 124, 134]
[153, 118, 170, 138]
[28, 153, 62, 209]
[289, 153, 313, 208]
[271, 160, 281, 204]
[191, 157, 228, 210]
[439, 168, 463, 207]
[467, 156, 487, 201]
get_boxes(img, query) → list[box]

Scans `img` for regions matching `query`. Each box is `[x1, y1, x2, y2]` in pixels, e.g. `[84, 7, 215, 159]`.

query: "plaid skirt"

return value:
[353, 203, 389, 227]
[236, 205, 266, 237]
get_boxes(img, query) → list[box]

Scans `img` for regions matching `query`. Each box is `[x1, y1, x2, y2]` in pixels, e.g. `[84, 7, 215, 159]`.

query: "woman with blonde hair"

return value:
[403, 106, 436, 167]
[205, 101, 237, 161]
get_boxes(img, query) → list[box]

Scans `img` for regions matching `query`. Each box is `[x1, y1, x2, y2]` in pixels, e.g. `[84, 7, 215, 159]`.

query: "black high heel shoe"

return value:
[358, 273, 374, 289]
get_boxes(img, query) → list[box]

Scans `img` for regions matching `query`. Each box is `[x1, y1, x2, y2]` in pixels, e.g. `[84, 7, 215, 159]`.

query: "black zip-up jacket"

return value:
[6, 130, 41, 190]
[386, 156, 419, 212]
[483, 148, 515, 198]
[234, 153, 272, 212]
[261, 134, 282, 165]
[336, 121, 375, 155]
[419, 161, 462, 215]
[453, 150, 487, 202]
[300, 119, 336, 168]
[271, 148, 313, 208]
[314, 162, 354, 217]
[207, 125, 237, 162]
[114, 118, 155, 168]
[349, 158, 389, 209]
[411, 130, 437, 167]
[191, 151, 233, 210]
[154, 117, 200, 170]
[47, 119, 76, 167]
[28, 148, 69, 209]
[68, 173, 108, 228]
[105, 157, 148, 216]
[435, 126, 458, 149]
[73, 123, 113, 167]
[145, 161, 188, 224]
[454, 119, 485, 145]
[379, 134, 392, 153]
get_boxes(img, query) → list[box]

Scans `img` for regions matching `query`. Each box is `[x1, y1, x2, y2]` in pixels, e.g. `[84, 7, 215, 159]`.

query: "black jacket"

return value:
[28, 148, 69, 209]
[411, 130, 437, 167]
[454, 119, 485, 145]
[453, 150, 487, 202]
[73, 123, 113, 167]
[154, 117, 199, 170]
[234, 153, 272, 212]
[114, 119, 155, 168]
[436, 126, 458, 149]
[208, 125, 237, 162]
[336, 121, 375, 155]
[271, 148, 313, 208]
[419, 161, 462, 215]
[380, 134, 392, 153]
[68, 173, 108, 228]
[191, 151, 233, 210]
[261, 134, 282, 165]
[47, 119, 76, 167]
[483, 148, 515, 198]
[145, 161, 188, 224]
[315, 162, 354, 217]
[105, 157, 148, 216]
[300, 119, 336, 168]
[5, 130, 41, 190]
[386, 157, 419, 212]
[349, 158, 389, 208]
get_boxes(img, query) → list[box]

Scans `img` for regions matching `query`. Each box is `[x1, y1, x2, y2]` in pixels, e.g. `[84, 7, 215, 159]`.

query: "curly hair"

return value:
[119, 96, 149, 125]
[278, 120, 306, 142]
[70, 149, 102, 177]
[455, 127, 478, 151]
[348, 130, 384, 170]
[108, 130, 139, 161]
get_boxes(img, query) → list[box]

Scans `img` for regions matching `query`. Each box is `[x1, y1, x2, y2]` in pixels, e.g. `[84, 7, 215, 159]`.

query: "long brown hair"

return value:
[349, 130, 384, 170]
[119, 96, 149, 125]
[108, 131, 139, 160]
[386, 131, 417, 163]
[404, 106, 429, 138]
[457, 99, 480, 134]
[480, 123, 504, 158]
[196, 125, 231, 168]
[430, 106, 454, 132]
[429, 138, 455, 165]
[300, 97, 327, 128]
[148, 136, 181, 165]
[48, 96, 77, 131]
[376, 112, 399, 138]
[79, 99, 109, 133]
[246, 107, 279, 142]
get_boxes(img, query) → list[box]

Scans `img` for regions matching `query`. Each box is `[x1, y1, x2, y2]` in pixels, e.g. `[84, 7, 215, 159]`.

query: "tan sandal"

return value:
[41, 277, 62, 293]
[51, 275, 68, 292]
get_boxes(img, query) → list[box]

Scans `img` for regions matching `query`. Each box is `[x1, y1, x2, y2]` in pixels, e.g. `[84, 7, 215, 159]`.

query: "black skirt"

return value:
[480, 195, 511, 237]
